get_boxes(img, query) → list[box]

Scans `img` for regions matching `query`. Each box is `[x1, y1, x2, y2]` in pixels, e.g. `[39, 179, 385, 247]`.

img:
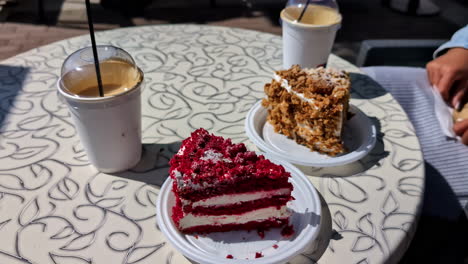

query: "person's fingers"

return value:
[437, 69, 457, 101]
[426, 65, 435, 85]
[433, 68, 442, 92]
[462, 129, 468, 145]
[453, 119, 468, 136]
[427, 62, 441, 87]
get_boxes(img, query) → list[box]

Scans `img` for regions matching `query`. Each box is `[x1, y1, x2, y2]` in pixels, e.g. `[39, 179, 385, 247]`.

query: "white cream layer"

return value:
[274, 74, 318, 108]
[181, 188, 291, 207]
[179, 205, 290, 229]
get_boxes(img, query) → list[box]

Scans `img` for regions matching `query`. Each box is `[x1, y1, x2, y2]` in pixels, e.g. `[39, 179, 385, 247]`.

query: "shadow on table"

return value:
[0, 65, 30, 131]
[298, 116, 389, 177]
[399, 162, 468, 264]
[291, 192, 336, 263]
[113, 141, 182, 187]
[350, 72, 388, 100]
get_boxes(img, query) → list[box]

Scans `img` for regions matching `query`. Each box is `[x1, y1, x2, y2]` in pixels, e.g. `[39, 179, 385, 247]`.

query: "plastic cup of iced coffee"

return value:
[57, 45, 144, 173]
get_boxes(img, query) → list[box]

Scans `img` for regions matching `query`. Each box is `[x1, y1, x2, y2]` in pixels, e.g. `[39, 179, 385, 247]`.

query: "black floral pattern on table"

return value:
[0, 25, 423, 264]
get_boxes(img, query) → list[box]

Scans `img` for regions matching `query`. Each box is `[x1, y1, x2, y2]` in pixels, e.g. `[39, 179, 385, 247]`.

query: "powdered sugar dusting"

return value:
[201, 149, 223, 162]
[177, 146, 186, 156]
[173, 170, 182, 179]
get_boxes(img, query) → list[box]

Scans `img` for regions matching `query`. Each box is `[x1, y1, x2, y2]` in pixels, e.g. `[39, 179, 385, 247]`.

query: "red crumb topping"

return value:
[255, 252, 263, 258]
[281, 225, 295, 238]
[226, 255, 233, 259]
[170, 128, 294, 234]
[169, 128, 291, 197]
[273, 244, 279, 249]
[171, 198, 184, 228]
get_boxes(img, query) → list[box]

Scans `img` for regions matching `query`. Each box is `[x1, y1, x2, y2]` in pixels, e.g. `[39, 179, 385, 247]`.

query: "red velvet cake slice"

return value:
[169, 128, 293, 234]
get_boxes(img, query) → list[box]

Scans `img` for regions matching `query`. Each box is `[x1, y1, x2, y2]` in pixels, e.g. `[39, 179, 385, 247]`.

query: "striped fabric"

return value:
[362, 67, 468, 211]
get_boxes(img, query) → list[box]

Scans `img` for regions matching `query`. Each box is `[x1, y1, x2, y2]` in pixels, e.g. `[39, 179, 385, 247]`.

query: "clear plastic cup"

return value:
[57, 45, 144, 173]
[281, 0, 342, 69]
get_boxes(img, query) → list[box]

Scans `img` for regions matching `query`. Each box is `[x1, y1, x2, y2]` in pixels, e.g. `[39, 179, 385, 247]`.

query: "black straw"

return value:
[297, 0, 311, 22]
[85, 0, 104, 97]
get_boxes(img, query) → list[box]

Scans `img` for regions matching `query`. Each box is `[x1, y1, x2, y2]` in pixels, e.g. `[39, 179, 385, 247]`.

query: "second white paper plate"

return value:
[245, 101, 376, 167]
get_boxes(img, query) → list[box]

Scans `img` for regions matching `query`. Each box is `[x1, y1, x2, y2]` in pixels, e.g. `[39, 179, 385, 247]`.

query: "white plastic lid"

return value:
[59, 45, 140, 99]
[61, 45, 137, 77]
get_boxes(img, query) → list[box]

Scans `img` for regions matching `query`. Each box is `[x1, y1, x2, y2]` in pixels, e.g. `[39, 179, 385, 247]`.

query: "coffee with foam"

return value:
[61, 59, 141, 98]
[281, 4, 341, 26]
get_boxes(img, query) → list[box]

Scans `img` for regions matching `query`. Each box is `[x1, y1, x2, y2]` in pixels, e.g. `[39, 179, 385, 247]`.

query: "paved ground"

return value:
[0, 0, 467, 62]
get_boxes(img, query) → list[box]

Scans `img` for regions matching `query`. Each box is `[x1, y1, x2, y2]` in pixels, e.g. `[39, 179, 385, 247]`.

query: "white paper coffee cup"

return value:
[58, 80, 143, 173]
[57, 46, 144, 173]
[281, 6, 342, 69]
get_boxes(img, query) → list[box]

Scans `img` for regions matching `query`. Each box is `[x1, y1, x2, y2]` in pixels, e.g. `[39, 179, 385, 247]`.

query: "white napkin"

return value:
[362, 66, 460, 140]
[430, 85, 459, 140]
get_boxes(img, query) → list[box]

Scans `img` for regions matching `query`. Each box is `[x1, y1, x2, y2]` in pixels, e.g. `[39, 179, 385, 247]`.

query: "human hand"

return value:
[454, 119, 468, 145]
[426, 48, 468, 109]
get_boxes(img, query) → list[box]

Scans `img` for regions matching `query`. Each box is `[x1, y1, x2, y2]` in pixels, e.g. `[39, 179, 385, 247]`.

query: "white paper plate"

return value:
[245, 101, 377, 167]
[156, 155, 321, 264]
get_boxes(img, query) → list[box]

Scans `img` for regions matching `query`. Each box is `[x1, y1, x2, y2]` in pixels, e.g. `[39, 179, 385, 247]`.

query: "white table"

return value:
[0, 25, 424, 264]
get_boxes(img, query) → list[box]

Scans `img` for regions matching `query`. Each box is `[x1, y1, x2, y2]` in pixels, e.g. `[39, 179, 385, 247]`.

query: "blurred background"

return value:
[0, 0, 467, 64]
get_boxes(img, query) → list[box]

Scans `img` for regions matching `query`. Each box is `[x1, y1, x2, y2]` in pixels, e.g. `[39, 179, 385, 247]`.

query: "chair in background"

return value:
[356, 39, 447, 67]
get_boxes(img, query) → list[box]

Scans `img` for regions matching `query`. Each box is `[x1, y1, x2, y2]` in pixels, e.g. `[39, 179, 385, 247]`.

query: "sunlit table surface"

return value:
[0, 25, 424, 264]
